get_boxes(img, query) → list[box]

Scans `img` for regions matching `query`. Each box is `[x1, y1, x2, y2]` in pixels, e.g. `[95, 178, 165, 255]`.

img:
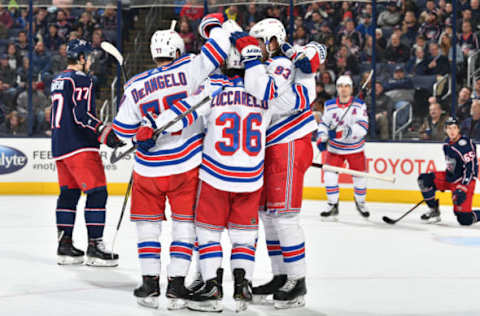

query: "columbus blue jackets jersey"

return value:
[444, 136, 478, 185]
[50, 69, 102, 159]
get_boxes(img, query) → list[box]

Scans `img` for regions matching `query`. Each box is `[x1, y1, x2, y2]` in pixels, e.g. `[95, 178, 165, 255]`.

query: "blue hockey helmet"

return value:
[445, 116, 459, 127]
[66, 39, 92, 61]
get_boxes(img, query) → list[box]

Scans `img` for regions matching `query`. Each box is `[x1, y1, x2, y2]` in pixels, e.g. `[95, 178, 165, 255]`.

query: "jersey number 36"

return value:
[215, 112, 262, 157]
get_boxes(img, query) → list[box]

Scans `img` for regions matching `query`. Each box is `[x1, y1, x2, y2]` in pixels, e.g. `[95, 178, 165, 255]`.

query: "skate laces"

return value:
[279, 279, 296, 292]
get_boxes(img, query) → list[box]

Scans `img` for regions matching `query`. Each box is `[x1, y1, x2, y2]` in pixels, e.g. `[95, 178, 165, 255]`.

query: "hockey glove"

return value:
[199, 12, 227, 39]
[136, 112, 158, 151]
[453, 185, 468, 205]
[294, 42, 326, 74]
[328, 129, 337, 140]
[97, 122, 125, 149]
[280, 42, 297, 60]
[316, 132, 328, 152]
[316, 140, 327, 152]
[230, 31, 262, 65]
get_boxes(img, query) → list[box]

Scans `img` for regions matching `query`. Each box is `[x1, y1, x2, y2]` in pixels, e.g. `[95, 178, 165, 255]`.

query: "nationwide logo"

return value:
[0, 146, 28, 175]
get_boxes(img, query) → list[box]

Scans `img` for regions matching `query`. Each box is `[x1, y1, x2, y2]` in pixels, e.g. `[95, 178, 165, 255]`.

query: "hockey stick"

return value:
[332, 69, 373, 130]
[110, 173, 134, 258]
[101, 41, 128, 83]
[382, 200, 424, 225]
[311, 162, 396, 183]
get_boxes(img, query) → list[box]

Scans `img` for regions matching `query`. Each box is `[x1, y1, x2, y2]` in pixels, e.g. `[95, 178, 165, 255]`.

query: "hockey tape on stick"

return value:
[109, 87, 222, 164]
[101, 41, 128, 83]
[311, 162, 395, 183]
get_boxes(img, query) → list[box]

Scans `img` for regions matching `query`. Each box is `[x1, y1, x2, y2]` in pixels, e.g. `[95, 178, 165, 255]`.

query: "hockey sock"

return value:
[260, 211, 286, 275]
[84, 188, 107, 239]
[56, 188, 81, 237]
[274, 215, 306, 279]
[229, 228, 257, 280]
[196, 227, 222, 281]
[324, 171, 339, 204]
[136, 221, 162, 276]
[353, 176, 367, 203]
[167, 221, 195, 277]
[418, 173, 436, 207]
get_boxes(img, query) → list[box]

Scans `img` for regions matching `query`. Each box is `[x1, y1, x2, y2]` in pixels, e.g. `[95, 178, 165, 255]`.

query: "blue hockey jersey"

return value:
[50, 69, 102, 159]
[443, 135, 478, 185]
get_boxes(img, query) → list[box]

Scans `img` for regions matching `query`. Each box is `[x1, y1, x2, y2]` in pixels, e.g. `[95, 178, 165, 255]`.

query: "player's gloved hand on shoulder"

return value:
[280, 42, 297, 60]
[316, 133, 328, 152]
[136, 112, 158, 151]
[294, 42, 327, 74]
[199, 12, 227, 39]
[230, 32, 262, 65]
[96, 122, 125, 149]
[453, 185, 468, 205]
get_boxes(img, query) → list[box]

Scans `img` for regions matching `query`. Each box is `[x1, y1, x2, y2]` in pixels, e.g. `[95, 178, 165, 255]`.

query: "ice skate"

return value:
[134, 275, 160, 309]
[57, 234, 84, 265]
[166, 276, 190, 310]
[320, 203, 339, 221]
[251, 274, 287, 305]
[187, 268, 223, 312]
[186, 272, 204, 293]
[273, 277, 306, 309]
[421, 200, 441, 223]
[233, 268, 252, 312]
[85, 238, 119, 267]
[355, 199, 370, 218]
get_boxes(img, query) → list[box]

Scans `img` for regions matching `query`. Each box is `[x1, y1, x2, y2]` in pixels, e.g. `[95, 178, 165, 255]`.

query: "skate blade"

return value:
[422, 217, 441, 224]
[167, 298, 187, 310]
[57, 255, 84, 265]
[85, 256, 118, 267]
[235, 299, 248, 312]
[137, 296, 159, 309]
[187, 300, 223, 312]
[251, 294, 273, 305]
[274, 295, 305, 309]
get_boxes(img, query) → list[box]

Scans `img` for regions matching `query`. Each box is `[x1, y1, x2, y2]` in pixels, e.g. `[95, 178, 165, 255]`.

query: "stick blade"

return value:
[101, 41, 123, 65]
[382, 216, 396, 225]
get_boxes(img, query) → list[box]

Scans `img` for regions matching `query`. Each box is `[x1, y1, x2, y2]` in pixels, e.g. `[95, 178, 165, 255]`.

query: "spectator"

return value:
[293, 26, 308, 46]
[15, 31, 29, 57]
[418, 10, 441, 42]
[0, 3, 13, 30]
[407, 46, 429, 75]
[457, 86, 473, 121]
[31, 41, 51, 80]
[361, 34, 384, 62]
[35, 105, 52, 136]
[0, 53, 18, 110]
[55, 9, 71, 40]
[315, 81, 331, 104]
[365, 81, 394, 139]
[341, 35, 360, 58]
[16, 56, 31, 90]
[0, 111, 27, 136]
[356, 13, 374, 37]
[51, 43, 68, 75]
[384, 32, 410, 63]
[44, 23, 63, 52]
[320, 71, 336, 97]
[6, 43, 21, 71]
[179, 19, 195, 53]
[334, 45, 358, 74]
[460, 99, 480, 142]
[439, 32, 463, 65]
[180, 0, 204, 21]
[0, 102, 4, 126]
[308, 11, 324, 43]
[427, 42, 450, 75]
[419, 102, 448, 140]
[459, 20, 479, 58]
[16, 81, 49, 129]
[14, 8, 28, 30]
[245, 4, 261, 26]
[411, 34, 427, 57]
[84, 1, 100, 23]
[79, 12, 95, 41]
[377, 2, 402, 29]
[473, 77, 480, 98]
[100, 3, 117, 42]
[34, 8, 48, 36]
[419, 0, 436, 23]
[402, 11, 418, 44]
[470, 0, 480, 26]
[375, 28, 387, 49]
[339, 19, 362, 47]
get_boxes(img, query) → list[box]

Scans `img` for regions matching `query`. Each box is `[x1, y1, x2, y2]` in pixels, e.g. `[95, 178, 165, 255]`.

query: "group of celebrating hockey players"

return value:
[49, 9, 480, 315]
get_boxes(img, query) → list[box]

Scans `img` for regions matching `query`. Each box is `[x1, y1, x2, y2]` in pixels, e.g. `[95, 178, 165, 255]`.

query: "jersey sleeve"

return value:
[350, 101, 369, 140]
[186, 27, 230, 91]
[70, 77, 102, 132]
[269, 83, 311, 114]
[244, 57, 293, 101]
[459, 139, 477, 186]
[112, 92, 142, 140]
[294, 71, 317, 104]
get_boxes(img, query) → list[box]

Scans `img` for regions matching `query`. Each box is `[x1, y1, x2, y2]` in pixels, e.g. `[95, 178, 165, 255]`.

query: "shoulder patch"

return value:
[459, 139, 467, 146]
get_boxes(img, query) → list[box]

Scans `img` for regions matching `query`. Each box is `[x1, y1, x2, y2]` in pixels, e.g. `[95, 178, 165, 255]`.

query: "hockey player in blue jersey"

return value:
[51, 39, 124, 266]
[418, 117, 479, 225]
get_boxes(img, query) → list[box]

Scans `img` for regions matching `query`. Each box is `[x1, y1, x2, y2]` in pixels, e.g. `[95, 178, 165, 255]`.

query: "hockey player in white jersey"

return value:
[317, 75, 369, 220]
[234, 18, 325, 308]
[112, 16, 230, 309]
[143, 20, 313, 313]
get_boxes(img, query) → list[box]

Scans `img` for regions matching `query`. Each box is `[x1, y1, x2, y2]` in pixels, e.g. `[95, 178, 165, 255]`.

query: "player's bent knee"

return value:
[86, 187, 108, 207]
[455, 212, 475, 226]
[417, 173, 435, 190]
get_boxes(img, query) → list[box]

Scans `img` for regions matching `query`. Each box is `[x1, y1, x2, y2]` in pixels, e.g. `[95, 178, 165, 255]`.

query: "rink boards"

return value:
[0, 138, 474, 206]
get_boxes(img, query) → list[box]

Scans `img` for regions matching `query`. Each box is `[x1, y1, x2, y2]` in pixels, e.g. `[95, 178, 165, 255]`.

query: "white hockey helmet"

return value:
[150, 21, 185, 60]
[249, 18, 286, 49]
[336, 75, 353, 87]
[222, 20, 243, 69]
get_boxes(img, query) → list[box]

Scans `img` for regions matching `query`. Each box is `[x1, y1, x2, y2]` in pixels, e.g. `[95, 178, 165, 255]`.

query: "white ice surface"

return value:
[1, 196, 480, 316]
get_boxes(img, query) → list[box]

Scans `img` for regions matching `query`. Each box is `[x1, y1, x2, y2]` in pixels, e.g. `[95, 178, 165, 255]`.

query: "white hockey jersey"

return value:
[244, 55, 317, 147]
[155, 74, 310, 192]
[318, 97, 369, 155]
[112, 27, 230, 177]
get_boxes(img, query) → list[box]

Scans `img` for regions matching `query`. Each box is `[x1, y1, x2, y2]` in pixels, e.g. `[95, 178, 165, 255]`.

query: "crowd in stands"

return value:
[0, 2, 117, 136]
[2, 0, 480, 142]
